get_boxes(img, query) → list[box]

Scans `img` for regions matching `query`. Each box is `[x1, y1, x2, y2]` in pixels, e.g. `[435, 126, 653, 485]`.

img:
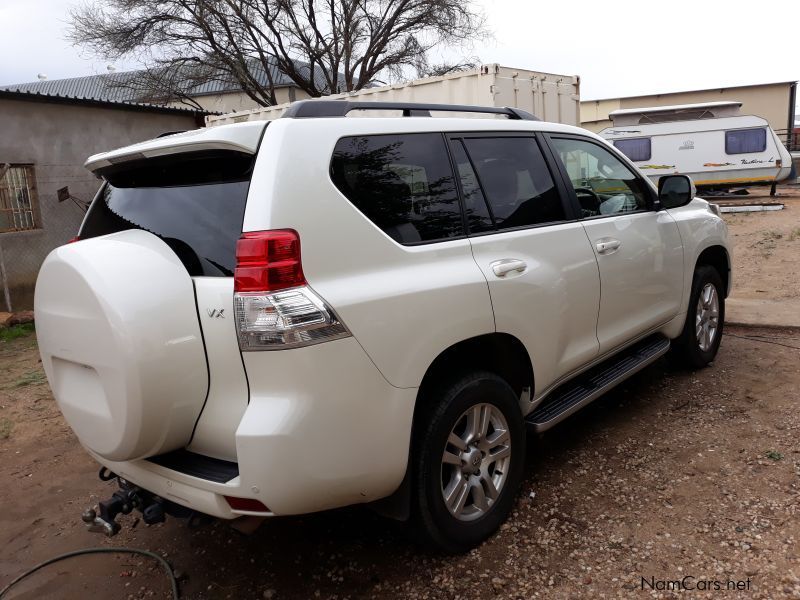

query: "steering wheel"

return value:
[574, 186, 602, 216]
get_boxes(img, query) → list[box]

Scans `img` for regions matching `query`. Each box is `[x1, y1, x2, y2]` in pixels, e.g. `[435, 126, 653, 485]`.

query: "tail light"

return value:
[233, 230, 349, 351]
[234, 230, 305, 292]
[67, 236, 81, 244]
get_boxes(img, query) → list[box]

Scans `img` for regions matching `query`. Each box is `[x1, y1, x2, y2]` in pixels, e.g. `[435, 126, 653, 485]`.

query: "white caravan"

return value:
[599, 101, 794, 192]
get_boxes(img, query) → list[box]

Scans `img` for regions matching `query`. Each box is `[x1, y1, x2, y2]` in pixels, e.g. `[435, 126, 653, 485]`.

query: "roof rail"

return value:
[281, 100, 539, 121]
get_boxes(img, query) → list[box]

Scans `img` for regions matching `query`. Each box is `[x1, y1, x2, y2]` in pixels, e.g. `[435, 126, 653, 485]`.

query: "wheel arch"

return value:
[416, 333, 534, 409]
[368, 333, 534, 522]
[695, 245, 731, 297]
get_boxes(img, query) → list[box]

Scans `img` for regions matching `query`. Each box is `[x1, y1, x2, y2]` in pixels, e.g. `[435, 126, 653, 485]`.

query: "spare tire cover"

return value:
[34, 230, 208, 461]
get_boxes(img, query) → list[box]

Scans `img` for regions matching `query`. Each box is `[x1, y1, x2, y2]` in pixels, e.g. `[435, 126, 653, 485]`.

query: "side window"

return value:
[725, 128, 766, 154]
[449, 141, 494, 233]
[613, 138, 651, 162]
[550, 137, 649, 217]
[330, 133, 463, 244]
[461, 137, 566, 230]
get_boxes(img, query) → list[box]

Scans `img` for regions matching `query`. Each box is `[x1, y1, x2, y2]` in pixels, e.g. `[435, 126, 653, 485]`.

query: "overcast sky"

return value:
[1, 0, 798, 103]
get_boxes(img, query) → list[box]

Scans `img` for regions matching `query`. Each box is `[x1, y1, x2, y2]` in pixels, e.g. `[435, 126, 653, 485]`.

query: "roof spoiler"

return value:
[84, 122, 268, 173]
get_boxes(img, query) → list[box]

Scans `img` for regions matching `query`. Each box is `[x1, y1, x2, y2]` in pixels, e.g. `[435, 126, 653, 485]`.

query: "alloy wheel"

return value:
[695, 282, 720, 352]
[440, 403, 512, 522]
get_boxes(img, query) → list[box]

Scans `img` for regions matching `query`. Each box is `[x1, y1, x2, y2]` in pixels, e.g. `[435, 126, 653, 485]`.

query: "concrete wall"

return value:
[580, 82, 795, 133]
[0, 97, 200, 310]
[580, 98, 621, 132]
[169, 87, 312, 114]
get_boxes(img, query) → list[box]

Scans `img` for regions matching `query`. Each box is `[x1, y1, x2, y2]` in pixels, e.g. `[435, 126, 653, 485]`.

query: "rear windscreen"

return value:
[80, 151, 254, 277]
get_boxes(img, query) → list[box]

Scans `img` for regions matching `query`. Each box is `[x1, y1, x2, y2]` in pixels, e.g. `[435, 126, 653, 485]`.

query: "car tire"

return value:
[411, 371, 525, 553]
[670, 265, 725, 368]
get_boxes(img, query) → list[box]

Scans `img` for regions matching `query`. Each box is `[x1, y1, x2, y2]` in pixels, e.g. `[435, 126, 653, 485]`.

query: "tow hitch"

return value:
[81, 468, 167, 537]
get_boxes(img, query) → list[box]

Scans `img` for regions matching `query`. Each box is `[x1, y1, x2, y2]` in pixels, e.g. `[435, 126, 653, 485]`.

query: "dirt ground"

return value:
[718, 186, 800, 302]
[2, 195, 800, 599]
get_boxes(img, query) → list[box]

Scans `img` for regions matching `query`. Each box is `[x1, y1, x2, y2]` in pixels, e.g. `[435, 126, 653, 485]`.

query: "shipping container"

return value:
[206, 64, 580, 127]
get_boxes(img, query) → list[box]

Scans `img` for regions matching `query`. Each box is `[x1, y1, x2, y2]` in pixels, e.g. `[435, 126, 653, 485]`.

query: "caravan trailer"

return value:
[599, 102, 794, 193]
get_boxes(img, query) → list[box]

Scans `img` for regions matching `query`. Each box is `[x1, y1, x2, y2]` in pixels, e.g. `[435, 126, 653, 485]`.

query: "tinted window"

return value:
[449, 140, 494, 233]
[330, 134, 463, 244]
[613, 138, 651, 161]
[725, 128, 766, 154]
[461, 137, 565, 230]
[80, 152, 253, 276]
[551, 137, 649, 217]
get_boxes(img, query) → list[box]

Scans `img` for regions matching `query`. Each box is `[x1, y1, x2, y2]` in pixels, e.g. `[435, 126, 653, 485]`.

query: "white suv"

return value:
[34, 101, 730, 552]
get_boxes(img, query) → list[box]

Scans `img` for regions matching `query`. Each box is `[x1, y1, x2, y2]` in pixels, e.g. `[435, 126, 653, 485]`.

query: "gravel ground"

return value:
[720, 186, 800, 302]
[3, 189, 800, 598]
[1, 324, 799, 599]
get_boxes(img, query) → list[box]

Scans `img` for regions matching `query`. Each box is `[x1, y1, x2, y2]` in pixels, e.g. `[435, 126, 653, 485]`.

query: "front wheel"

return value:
[670, 265, 725, 368]
[411, 371, 525, 553]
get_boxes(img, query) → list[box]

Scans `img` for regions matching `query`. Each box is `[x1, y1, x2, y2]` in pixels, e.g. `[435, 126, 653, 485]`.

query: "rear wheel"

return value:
[670, 265, 725, 368]
[411, 371, 525, 553]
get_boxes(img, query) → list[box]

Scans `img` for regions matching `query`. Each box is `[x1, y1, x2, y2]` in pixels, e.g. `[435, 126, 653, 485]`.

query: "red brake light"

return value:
[67, 236, 80, 244]
[224, 496, 270, 512]
[234, 229, 305, 292]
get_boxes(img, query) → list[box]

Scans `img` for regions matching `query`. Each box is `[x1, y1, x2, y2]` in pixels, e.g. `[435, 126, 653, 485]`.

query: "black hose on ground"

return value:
[0, 547, 179, 599]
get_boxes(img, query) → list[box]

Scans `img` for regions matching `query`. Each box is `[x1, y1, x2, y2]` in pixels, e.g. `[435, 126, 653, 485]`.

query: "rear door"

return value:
[77, 150, 254, 461]
[323, 131, 496, 389]
[545, 135, 684, 354]
[451, 133, 601, 398]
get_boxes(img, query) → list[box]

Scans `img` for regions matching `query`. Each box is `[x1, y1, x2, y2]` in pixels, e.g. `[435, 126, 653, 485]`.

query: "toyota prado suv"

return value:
[34, 101, 730, 552]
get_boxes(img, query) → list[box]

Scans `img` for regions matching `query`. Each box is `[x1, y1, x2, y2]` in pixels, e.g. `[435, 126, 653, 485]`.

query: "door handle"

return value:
[595, 239, 622, 255]
[490, 258, 527, 277]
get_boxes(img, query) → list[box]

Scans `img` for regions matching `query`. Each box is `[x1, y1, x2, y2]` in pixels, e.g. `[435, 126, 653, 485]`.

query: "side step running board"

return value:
[526, 334, 671, 433]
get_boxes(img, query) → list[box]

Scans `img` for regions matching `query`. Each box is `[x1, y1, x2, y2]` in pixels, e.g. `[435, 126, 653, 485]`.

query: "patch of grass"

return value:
[14, 370, 46, 387]
[0, 323, 35, 342]
[789, 228, 800, 241]
[0, 418, 13, 439]
[765, 450, 783, 461]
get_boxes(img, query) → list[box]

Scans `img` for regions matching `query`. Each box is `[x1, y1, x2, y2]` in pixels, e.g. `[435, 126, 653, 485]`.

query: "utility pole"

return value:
[0, 239, 11, 313]
[0, 164, 11, 312]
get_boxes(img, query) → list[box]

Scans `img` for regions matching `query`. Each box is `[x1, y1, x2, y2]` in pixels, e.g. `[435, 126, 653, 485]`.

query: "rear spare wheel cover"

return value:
[34, 230, 209, 461]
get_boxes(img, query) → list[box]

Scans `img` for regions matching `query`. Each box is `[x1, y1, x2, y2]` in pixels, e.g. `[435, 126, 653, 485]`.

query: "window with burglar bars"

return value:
[0, 164, 39, 232]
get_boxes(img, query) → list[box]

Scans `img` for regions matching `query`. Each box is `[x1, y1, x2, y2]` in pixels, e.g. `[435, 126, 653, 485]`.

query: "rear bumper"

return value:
[88, 448, 244, 518]
[89, 337, 418, 519]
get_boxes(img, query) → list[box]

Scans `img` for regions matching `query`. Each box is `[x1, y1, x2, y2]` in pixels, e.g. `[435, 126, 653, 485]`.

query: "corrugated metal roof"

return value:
[0, 59, 337, 107]
[183, 60, 328, 97]
[3, 71, 166, 106]
[0, 88, 208, 115]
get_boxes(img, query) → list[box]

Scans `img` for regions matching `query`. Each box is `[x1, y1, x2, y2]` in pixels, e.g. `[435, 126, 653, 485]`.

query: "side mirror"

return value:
[657, 174, 696, 209]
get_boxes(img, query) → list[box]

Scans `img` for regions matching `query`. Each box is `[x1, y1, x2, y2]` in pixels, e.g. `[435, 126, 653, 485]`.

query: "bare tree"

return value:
[69, 0, 488, 108]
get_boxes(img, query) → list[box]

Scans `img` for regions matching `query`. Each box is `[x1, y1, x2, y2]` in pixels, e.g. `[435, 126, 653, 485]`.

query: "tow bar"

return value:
[81, 468, 166, 537]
